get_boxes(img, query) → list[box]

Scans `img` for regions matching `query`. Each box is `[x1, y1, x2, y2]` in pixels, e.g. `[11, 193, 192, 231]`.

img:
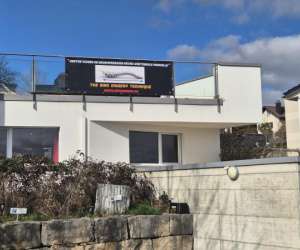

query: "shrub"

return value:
[0, 155, 155, 219]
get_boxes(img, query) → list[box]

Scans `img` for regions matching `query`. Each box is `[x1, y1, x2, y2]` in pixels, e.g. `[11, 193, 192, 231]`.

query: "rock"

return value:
[152, 235, 193, 250]
[169, 214, 193, 236]
[41, 217, 94, 246]
[0, 221, 41, 249]
[128, 215, 169, 239]
[121, 239, 153, 250]
[94, 216, 128, 243]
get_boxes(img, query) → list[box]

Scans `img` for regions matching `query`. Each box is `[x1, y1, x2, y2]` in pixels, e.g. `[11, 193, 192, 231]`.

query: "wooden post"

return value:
[94, 184, 130, 215]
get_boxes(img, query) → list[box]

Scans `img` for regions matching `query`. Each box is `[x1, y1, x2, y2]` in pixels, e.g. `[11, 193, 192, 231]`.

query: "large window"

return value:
[129, 131, 180, 164]
[0, 127, 59, 161]
[12, 128, 59, 161]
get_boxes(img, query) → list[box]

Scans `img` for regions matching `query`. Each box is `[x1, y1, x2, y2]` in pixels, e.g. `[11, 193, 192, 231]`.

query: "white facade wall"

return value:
[3, 101, 85, 160]
[0, 64, 262, 163]
[217, 65, 262, 124]
[284, 98, 300, 152]
[89, 122, 220, 164]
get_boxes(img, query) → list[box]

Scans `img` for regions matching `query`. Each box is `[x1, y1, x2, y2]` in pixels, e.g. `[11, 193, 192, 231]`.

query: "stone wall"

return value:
[137, 157, 300, 250]
[0, 214, 193, 250]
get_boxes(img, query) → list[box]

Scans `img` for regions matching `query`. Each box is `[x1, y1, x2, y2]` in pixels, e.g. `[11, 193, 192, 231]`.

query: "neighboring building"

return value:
[0, 62, 262, 165]
[262, 101, 285, 134]
[283, 84, 300, 151]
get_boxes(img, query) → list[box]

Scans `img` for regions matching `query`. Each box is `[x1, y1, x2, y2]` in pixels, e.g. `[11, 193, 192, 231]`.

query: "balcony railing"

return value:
[0, 52, 217, 99]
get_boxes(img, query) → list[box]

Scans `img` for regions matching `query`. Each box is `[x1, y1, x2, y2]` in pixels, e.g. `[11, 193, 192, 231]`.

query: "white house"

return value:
[262, 101, 285, 134]
[0, 62, 262, 165]
[283, 84, 300, 152]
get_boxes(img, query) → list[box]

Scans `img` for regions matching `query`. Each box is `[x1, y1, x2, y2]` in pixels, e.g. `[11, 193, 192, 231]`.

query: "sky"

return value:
[1, 0, 300, 104]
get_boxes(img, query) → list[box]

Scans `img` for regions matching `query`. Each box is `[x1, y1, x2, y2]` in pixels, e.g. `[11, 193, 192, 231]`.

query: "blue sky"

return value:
[1, 0, 300, 104]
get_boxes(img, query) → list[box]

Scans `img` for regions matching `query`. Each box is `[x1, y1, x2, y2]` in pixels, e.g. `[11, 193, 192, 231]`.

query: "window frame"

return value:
[129, 130, 182, 166]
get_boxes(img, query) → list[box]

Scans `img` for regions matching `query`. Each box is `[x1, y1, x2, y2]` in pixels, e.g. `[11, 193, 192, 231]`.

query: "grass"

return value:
[0, 213, 50, 223]
[0, 203, 163, 223]
[126, 202, 161, 215]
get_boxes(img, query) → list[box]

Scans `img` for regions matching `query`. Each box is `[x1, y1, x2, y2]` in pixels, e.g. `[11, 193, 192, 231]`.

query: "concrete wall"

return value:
[139, 157, 300, 249]
[89, 122, 220, 164]
[284, 98, 300, 151]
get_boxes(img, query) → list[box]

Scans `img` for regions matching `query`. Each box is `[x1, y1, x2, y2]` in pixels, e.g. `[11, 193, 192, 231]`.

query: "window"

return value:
[0, 127, 6, 157]
[129, 131, 159, 163]
[162, 134, 178, 163]
[129, 131, 180, 164]
[12, 128, 59, 161]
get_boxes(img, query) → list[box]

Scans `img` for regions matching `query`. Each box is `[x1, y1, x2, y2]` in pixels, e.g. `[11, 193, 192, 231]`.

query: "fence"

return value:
[0, 52, 217, 98]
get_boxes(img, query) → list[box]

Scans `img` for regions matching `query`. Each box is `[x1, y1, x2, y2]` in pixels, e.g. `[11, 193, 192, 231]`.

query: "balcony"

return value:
[0, 53, 262, 128]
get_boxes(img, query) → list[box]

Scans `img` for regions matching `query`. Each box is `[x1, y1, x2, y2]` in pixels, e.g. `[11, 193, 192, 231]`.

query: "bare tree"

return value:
[0, 57, 16, 85]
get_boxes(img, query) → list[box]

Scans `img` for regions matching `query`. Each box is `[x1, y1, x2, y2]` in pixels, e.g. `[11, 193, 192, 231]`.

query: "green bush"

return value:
[127, 202, 161, 215]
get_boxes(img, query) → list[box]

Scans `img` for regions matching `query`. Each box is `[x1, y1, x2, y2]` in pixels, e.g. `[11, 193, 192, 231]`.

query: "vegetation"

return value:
[220, 122, 287, 161]
[127, 202, 161, 215]
[0, 155, 156, 220]
[0, 57, 16, 85]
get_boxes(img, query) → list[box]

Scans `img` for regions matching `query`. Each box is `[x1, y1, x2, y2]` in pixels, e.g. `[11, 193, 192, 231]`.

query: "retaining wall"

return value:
[0, 214, 193, 250]
[137, 157, 300, 250]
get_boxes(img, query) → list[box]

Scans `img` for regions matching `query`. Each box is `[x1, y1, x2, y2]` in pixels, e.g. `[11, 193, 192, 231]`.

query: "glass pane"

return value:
[162, 134, 178, 163]
[0, 127, 6, 157]
[129, 131, 159, 163]
[13, 128, 59, 160]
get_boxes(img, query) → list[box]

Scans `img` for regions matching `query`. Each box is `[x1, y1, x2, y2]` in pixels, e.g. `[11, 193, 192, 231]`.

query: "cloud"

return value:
[167, 34, 300, 104]
[263, 89, 283, 105]
[155, 0, 184, 13]
[167, 44, 201, 60]
[156, 0, 300, 23]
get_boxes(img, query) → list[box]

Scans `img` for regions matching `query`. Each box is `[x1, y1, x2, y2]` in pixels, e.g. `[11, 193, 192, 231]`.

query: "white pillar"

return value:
[6, 128, 13, 158]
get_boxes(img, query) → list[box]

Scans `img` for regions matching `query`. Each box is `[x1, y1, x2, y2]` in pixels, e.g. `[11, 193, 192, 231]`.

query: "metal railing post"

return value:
[32, 55, 36, 93]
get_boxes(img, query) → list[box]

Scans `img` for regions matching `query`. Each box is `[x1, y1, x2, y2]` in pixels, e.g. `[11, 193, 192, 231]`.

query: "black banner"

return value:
[65, 57, 174, 96]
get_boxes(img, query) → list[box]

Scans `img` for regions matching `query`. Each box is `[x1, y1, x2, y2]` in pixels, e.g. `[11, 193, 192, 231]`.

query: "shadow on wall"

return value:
[94, 121, 129, 139]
